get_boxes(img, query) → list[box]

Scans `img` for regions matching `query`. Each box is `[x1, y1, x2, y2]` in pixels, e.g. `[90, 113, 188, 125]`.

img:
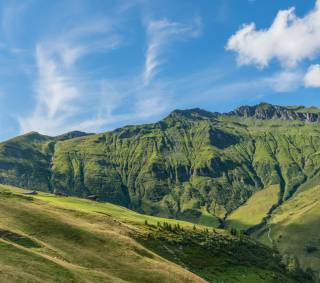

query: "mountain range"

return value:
[0, 102, 319, 280]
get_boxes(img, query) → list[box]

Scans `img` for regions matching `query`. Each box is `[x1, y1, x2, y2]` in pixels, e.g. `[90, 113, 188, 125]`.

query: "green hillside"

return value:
[0, 184, 307, 283]
[254, 174, 320, 275]
[0, 131, 90, 191]
[0, 103, 320, 279]
[226, 185, 279, 230]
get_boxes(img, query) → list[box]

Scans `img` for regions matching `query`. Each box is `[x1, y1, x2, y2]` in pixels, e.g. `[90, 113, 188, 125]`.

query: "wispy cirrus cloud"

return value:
[143, 18, 201, 85]
[161, 69, 303, 108]
[22, 16, 200, 135]
[19, 43, 85, 135]
[19, 15, 178, 135]
[19, 20, 122, 135]
[65, 17, 188, 131]
[75, 80, 170, 133]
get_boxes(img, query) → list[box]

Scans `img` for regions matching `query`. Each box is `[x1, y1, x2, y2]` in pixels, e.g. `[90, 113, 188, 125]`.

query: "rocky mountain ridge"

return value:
[229, 102, 320, 122]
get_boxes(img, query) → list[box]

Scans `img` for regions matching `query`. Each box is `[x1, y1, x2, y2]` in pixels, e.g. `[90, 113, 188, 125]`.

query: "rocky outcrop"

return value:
[229, 102, 320, 122]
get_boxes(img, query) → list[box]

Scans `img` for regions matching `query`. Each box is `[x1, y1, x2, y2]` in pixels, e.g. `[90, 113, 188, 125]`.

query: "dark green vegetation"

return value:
[0, 130, 90, 191]
[0, 103, 320, 280]
[0, 185, 311, 282]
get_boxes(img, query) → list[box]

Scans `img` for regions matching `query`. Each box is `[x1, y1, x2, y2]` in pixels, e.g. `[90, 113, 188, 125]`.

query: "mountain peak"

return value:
[230, 103, 320, 122]
[7, 131, 50, 143]
[165, 108, 217, 121]
[54, 131, 93, 141]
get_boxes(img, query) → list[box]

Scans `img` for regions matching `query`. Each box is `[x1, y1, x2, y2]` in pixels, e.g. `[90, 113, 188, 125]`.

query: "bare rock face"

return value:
[230, 102, 320, 122]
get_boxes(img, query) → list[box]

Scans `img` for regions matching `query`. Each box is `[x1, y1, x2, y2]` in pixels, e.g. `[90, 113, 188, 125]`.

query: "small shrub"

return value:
[305, 246, 318, 254]
[230, 228, 238, 236]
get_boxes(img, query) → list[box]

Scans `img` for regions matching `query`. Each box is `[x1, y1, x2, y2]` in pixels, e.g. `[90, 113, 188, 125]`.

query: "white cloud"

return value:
[19, 13, 203, 136]
[19, 16, 181, 136]
[58, 37, 121, 68]
[226, 0, 320, 68]
[54, 20, 121, 68]
[19, 44, 82, 134]
[70, 80, 170, 133]
[135, 96, 168, 118]
[304, 64, 320, 87]
[143, 18, 201, 85]
[208, 71, 302, 100]
[19, 21, 122, 135]
[263, 70, 303, 92]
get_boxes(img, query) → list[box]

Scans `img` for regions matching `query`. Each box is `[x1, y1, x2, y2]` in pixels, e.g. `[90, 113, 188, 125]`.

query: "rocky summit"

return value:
[230, 102, 320, 122]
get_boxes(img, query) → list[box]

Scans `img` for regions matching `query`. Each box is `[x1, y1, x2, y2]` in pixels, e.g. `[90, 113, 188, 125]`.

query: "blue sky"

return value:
[1, 0, 320, 140]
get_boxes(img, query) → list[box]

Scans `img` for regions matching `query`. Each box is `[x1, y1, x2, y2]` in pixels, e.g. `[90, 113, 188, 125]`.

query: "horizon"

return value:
[1, 0, 320, 141]
[3, 101, 318, 142]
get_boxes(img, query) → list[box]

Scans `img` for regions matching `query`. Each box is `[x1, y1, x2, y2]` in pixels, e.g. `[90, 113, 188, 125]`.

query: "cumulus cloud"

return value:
[226, 0, 320, 68]
[304, 64, 320, 87]
[143, 18, 201, 85]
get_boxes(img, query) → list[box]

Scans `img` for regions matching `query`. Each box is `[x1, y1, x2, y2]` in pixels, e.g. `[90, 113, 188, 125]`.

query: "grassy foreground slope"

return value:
[0, 185, 308, 283]
[0, 185, 204, 283]
[254, 175, 320, 278]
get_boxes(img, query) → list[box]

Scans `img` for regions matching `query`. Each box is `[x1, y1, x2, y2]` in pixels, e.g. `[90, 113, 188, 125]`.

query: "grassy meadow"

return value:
[0, 184, 307, 283]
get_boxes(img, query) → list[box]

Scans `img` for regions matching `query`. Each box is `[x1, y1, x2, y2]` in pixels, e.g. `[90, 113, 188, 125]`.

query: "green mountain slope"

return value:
[47, 106, 320, 225]
[0, 184, 307, 283]
[0, 103, 320, 278]
[0, 131, 90, 191]
[253, 174, 320, 275]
